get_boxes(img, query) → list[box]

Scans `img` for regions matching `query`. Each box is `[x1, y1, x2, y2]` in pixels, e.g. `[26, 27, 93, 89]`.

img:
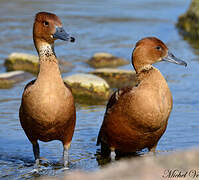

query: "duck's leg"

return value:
[32, 141, 40, 166]
[63, 142, 71, 168]
[100, 141, 111, 156]
[148, 143, 157, 155]
[110, 147, 116, 162]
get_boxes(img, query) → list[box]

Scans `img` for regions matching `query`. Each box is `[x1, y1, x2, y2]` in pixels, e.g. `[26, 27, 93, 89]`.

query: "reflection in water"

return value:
[96, 149, 143, 167]
[0, 0, 198, 179]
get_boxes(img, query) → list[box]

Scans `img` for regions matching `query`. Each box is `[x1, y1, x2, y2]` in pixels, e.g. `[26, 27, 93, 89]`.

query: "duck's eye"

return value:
[43, 21, 49, 26]
[156, 46, 162, 51]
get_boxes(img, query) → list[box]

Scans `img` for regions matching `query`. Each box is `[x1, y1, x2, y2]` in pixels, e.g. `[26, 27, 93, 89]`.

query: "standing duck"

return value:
[97, 37, 187, 159]
[19, 12, 76, 167]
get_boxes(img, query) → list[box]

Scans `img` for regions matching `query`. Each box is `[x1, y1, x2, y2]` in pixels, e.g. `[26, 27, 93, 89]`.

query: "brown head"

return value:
[132, 37, 187, 73]
[33, 12, 75, 54]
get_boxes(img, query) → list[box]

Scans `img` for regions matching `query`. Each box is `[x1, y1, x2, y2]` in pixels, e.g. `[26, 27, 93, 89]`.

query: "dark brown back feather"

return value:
[24, 79, 36, 91]
[64, 82, 72, 93]
[96, 86, 133, 146]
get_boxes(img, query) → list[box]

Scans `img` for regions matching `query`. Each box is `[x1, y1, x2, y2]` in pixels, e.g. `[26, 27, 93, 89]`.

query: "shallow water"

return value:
[0, 0, 198, 179]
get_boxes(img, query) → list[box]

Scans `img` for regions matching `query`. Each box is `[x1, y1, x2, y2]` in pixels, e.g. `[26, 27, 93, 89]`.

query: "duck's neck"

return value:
[136, 65, 152, 81]
[137, 64, 153, 74]
[37, 41, 56, 61]
[136, 65, 167, 90]
[35, 41, 62, 82]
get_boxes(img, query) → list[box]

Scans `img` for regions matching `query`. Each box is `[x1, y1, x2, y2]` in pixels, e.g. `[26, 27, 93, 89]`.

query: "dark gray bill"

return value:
[53, 27, 75, 42]
[162, 51, 187, 67]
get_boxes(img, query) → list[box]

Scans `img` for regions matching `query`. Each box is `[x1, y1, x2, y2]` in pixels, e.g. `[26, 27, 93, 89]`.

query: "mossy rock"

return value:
[90, 68, 137, 89]
[177, 0, 199, 39]
[86, 52, 129, 68]
[5, 52, 73, 75]
[5, 53, 39, 74]
[64, 73, 111, 105]
[0, 71, 32, 89]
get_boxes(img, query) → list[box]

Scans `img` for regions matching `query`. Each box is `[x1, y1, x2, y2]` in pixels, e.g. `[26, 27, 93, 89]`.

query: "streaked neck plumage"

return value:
[34, 39, 62, 82]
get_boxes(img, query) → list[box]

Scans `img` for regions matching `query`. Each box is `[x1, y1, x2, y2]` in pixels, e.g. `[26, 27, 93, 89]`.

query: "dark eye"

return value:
[156, 46, 162, 51]
[43, 21, 49, 26]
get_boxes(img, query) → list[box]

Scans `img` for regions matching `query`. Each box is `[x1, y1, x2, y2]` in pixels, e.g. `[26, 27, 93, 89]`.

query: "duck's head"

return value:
[33, 12, 75, 52]
[132, 37, 187, 73]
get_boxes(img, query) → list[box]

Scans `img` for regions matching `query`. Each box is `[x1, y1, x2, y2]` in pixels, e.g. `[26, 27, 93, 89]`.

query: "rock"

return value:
[63, 73, 110, 104]
[4, 52, 73, 74]
[5, 53, 39, 74]
[0, 71, 32, 88]
[86, 52, 129, 68]
[43, 149, 199, 180]
[90, 68, 137, 88]
[177, 0, 199, 39]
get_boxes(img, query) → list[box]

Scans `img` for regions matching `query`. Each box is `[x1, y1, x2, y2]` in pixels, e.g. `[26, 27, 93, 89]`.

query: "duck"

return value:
[97, 37, 187, 160]
[19, 12, 76, 167]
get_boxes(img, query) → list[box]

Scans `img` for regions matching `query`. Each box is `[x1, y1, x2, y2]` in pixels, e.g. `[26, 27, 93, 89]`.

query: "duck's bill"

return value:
[162, 51, 187, 67]
[53, 27, 75, 42]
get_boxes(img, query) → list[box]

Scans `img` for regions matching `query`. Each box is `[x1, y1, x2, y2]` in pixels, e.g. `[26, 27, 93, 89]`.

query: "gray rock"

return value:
[86, 52, 129, 68]
[90, 68, 137, 88]
[0, 71, 32, 88]
[177, 0, 199, 39]
[5, 52, 73, 74]
[42, 149, 199, 180]
[64, 73, 110, 104]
